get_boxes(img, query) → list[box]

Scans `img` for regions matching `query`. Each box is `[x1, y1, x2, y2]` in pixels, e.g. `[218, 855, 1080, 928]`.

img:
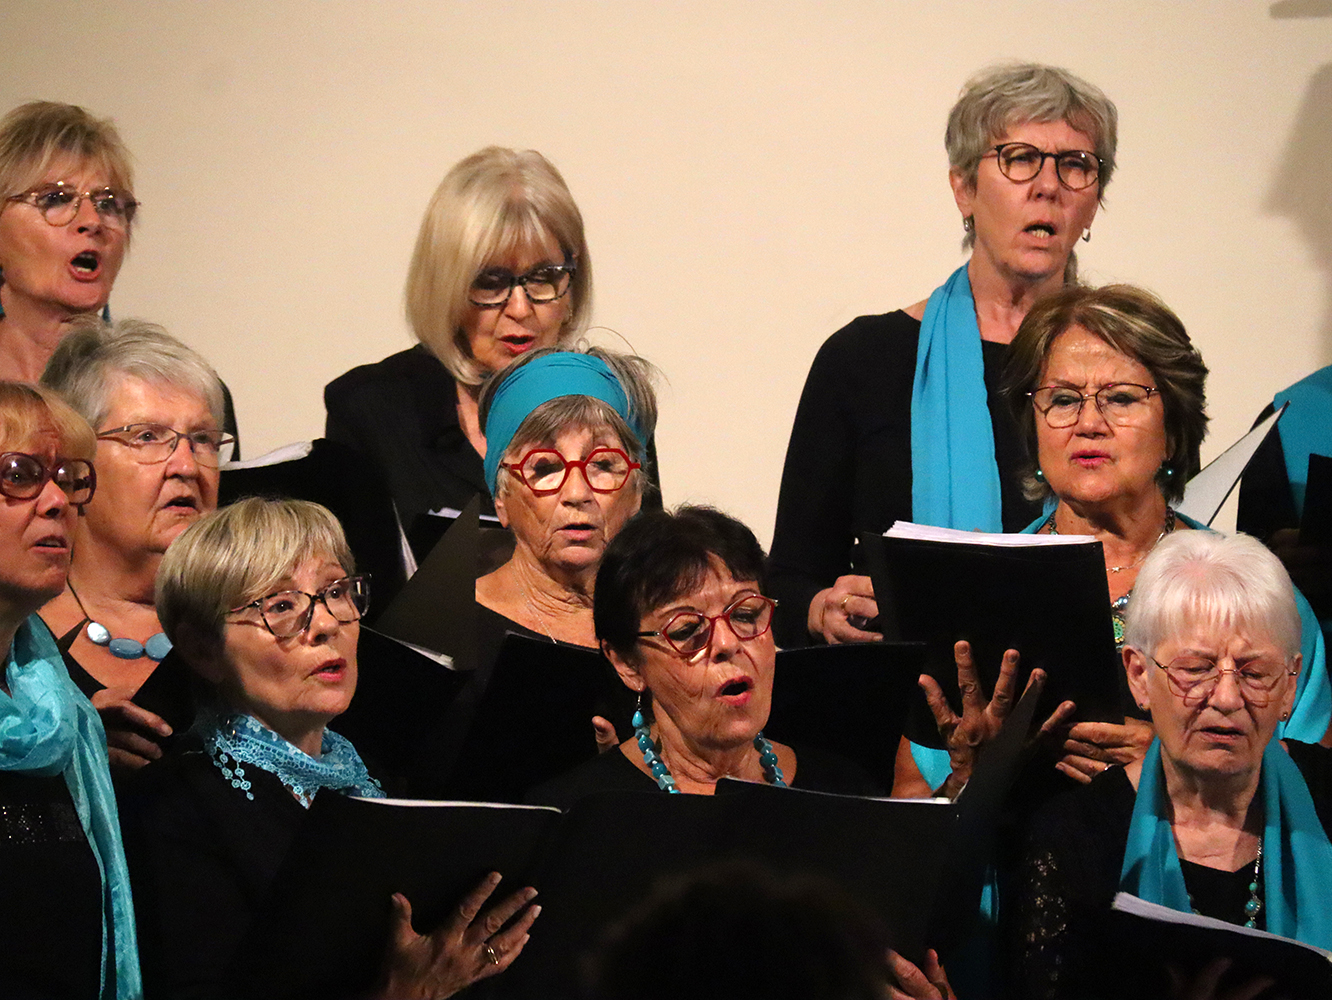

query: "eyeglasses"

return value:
[637, 594, 777, 658]
[96, 424, 235, 467]
[984, 143, 1102, 191]
[231, 576, 370, 639]
[0, 452, 96, 508]
[1152, 654, 1297, 708]
[468, 262, 576, 308]
[502, 447, 640, 496]
[6, 182, 139, 229]
[1028, 383, 1158, 428]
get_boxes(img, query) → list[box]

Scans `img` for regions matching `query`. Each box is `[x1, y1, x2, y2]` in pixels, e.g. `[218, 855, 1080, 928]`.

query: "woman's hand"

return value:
[90, 687, 172, 771]
[1057, 717, 1154, 784]
[887, 948, 956, 999]
[920, 641, 1073, 799]
[808, 575, 882, 644]
[374, 872, 539, 1000]
[591, 716, 620, 753]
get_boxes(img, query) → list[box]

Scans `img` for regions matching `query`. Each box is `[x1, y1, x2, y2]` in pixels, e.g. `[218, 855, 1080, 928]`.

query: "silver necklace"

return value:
[519, 585, 557, 644]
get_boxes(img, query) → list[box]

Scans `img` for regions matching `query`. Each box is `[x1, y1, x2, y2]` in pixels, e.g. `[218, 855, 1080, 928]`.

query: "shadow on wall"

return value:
[1266, 62, 1332, 363]
[1270, 0, 1332, 15]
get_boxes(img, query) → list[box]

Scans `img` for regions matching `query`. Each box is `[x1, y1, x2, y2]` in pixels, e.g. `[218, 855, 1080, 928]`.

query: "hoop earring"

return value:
[1082, 228, 1092, 243]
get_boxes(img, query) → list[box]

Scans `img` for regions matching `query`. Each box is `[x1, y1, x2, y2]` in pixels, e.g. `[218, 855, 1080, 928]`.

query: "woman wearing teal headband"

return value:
[474, 347, 657, 656]
[1011, 531, 1332, 998]
[770, 62, 1117, 649]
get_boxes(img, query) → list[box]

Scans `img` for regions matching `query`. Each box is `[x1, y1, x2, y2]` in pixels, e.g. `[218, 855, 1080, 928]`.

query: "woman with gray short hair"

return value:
[771, 62, 1118, 649]
[39, 316, 234, 772]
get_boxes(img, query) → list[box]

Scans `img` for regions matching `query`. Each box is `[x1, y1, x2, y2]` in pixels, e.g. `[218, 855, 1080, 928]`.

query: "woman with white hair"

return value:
[39, 316, 233, 771]
[1011, 531, 1332, 998]
[325, 146, 613, 529]
[771, 62, 1117, 648]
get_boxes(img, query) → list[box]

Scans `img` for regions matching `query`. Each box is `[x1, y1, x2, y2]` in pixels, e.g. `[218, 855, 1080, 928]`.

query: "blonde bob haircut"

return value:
[0, 101, 135, 226]
[1124, 530, 1302, 663]
[156, 497, 355, 662]
[41, 316, 226, 430]
[0, 380, 96, 461]
[479, 345, 659, 503]
[1002, 283, 1208, 506]
[405, 147, 591, 387]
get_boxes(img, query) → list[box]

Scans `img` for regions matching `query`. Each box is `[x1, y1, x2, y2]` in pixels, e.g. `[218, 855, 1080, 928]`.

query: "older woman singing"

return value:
[1011, 531, 1332, 998]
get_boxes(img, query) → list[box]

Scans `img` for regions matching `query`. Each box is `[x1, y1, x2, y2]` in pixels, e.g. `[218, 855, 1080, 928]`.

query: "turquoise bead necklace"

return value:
[1187, 840, 1263, 929]
[632, 703, 787, 793]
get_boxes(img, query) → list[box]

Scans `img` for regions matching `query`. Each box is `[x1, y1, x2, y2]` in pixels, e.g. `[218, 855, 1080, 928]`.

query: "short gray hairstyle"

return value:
[1125, 531, 1303, 662]
[156, 497, 355, 664]
[478, 345, 659, 502]
[40, 317, 225, 430]
[947, 62, 1118, 252]
[405, 147, 592, 387]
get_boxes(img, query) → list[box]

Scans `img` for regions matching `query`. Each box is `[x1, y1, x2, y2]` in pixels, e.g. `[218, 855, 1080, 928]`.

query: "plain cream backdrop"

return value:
[3, 1, 1329, 543]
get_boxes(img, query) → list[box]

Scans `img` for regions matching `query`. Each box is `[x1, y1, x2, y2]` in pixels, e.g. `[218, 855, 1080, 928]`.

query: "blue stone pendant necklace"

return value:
[632, 702, 787, 793]
[67, 581, 173, 661]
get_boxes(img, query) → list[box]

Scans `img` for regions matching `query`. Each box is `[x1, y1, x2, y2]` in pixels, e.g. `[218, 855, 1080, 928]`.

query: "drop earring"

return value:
[1082, 228, 1092, 243]
[963, 216, 974, 233]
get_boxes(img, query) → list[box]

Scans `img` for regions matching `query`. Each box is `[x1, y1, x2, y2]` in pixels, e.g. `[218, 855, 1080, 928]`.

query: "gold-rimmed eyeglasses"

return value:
[6, 181, 138, 229]
[1028, 383, 1158, 428]
[96, 424, 235, 467]
[1151, 654, 1297, 708]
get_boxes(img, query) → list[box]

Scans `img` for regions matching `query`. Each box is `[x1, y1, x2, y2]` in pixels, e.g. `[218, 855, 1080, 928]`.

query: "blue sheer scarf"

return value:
[199, 709, 383, 808]
[910, 264, 1003, 531]
[1122, 738, 1332, 948]
[0, 616, 141, 999]
[482, 352, 647, 494]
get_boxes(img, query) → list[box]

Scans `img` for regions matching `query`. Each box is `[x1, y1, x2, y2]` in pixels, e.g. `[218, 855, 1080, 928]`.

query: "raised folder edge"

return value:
[351, 795, 562, 812]
[884, 520, 1098, 546]
[1112, 891, 1332, 959]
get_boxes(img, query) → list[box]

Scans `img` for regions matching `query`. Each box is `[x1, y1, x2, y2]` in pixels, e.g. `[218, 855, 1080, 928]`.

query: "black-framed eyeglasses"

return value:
[637, 594, 777, 657]
[0, 452, 96, 508]
[984, 143, 1102, 191]
[1028, 383, 1158, 428]
[1151, 654, 1296, 708]
[96, 423, 236, 467]
[468, 261, 576, 308]
[231, 575, 370, 639]
[502, 447, 640, 496]
[5, 181, 139, 229]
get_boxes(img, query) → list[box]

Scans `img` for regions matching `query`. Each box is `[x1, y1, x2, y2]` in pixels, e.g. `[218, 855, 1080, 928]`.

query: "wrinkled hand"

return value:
[808, 575, 882, 644]
[920, 642, 1067, 800]
[1167, 957, 1275, 1000]
[1057, 717, 1154, 785]
[374, 872, 539, 1000]
[90, 687, 172, 772]
[591, 716, 620, 753]
[887, 949, 955, 999]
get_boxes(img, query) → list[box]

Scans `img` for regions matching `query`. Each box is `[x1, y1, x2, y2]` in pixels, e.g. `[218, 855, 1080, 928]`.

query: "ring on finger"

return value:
[483, 943, 500, 966]
[840, 595, 851, 613]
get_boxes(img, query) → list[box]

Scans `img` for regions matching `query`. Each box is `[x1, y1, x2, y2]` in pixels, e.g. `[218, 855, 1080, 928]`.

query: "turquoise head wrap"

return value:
[483, 352, 645, 493]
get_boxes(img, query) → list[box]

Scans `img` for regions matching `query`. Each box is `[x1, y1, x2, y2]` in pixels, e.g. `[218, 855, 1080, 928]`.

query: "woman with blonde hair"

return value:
[325, 146, 599, 528]
[0, 101, 135, 381]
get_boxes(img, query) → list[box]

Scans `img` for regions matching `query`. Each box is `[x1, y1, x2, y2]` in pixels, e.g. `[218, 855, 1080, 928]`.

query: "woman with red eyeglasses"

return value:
[474, 347, 658, 659]
[0, 381, 142, 999]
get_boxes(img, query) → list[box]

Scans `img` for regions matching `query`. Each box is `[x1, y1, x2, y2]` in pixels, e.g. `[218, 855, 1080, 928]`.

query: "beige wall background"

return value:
[3, 1, 1330, 543]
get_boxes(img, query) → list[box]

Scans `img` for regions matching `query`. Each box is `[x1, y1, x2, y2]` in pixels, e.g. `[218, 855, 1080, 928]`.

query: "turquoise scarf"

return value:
[910, 264, 1003, 531]
[483, 352, 646, 493]
[0, 616, 141, 999]
[199, 710, 383, 808]
[1274, 365, 1332, 517]
[1122, 738, 1332, 948]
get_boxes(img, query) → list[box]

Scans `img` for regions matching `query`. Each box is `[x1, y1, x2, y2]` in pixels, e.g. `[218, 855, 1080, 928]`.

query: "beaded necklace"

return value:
[632, 703, 787, 793]
[66, 580, 172, 661]
[1188, 841, 1264, 929]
